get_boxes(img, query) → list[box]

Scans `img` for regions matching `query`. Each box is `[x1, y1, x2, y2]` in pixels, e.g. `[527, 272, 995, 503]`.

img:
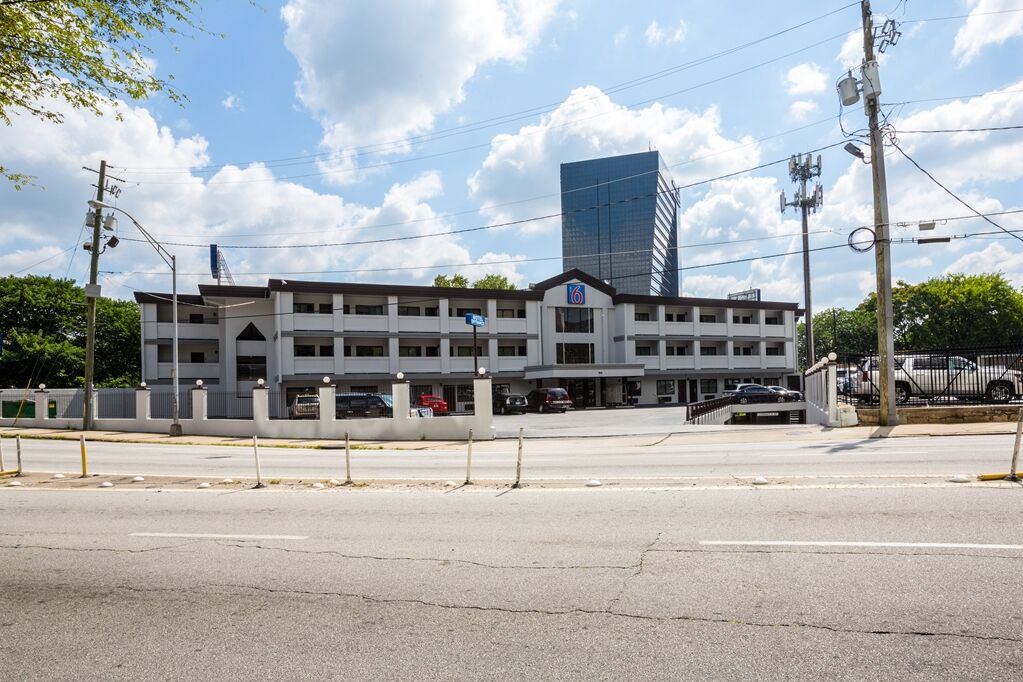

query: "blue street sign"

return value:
[464, 313, 486, 327]
[567, 283, 586, 305]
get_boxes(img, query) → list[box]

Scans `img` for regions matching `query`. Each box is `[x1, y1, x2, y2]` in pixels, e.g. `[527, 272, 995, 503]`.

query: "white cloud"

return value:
[0, 245, 69, 274]
[944, 242, 1023, 286]
[644, 19, 686, 46]
[613, 26, 630, 46]
[281, 0, 560, 184]
[221, 92, 244, 111]
[836, 31, 862, 70]
[467, 86, 759, 233]
[953, 0, 1023, 65]
[783, 62, 827, 96]
[788, 100, 818, 121]
[0, 99, 520, 296]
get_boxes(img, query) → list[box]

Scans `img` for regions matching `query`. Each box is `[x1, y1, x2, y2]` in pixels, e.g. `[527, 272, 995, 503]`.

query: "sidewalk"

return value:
[1, 420, 1017, 451]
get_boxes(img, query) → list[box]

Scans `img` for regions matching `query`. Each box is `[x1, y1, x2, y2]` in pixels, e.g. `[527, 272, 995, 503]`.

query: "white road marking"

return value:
[700, 540, 1023, 550]
[130, 532, 307, 540]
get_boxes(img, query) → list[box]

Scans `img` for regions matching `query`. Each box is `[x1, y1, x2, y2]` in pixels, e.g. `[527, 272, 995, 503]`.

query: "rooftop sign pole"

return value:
[464, 313, 486, 374]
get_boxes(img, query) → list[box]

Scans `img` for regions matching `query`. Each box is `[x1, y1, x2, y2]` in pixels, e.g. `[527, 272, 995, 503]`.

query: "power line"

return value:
[117, 141, 849, 251]
[896, 124, 1023, 134]
[888, 138, 1023, 244]
[143, 113, 842, 241]
[116, 3, 861, 176]
[102, 229, 837, 277]
[119, 30, 856, 185]
[8, 244, 79, 276]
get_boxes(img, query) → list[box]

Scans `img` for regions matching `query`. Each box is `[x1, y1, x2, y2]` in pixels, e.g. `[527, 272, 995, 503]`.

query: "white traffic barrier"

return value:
[464, 429, 474, 485]
[98, 481, 113, 488]
[585, 479, 602, 487]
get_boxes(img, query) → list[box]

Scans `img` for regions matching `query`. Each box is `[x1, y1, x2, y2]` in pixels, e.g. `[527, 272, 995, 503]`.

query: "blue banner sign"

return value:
[567, 283, 586, 305]
[464, 313, 487, 328]
[209, 244, 219, 278]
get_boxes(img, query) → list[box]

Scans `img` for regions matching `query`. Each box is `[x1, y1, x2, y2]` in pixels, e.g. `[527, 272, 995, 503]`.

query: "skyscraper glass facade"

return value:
[560, 151, 680, 296]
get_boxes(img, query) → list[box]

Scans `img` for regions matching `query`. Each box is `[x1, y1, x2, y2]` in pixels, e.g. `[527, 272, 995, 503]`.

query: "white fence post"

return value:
[136, 387, 151, 422]
[191, 386, 207, 422]
[34, 389, 49, 423]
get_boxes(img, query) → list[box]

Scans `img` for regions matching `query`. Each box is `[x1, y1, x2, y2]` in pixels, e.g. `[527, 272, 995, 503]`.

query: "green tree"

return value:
[0, 276, 139, 388]
[471, 274, 517, 290]
[797, 272, 1023, 367]
[433, 274, 470, 288]
[0, 0, 208, 187]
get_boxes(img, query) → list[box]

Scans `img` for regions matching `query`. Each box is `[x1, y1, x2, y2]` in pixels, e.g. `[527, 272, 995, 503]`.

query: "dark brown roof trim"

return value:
[529, 268, 617, 296]
[612, 293, 800, 310]
[267, 279, 543, 301]
[133, 292, 205, 305]
[197, 284, 270, 299]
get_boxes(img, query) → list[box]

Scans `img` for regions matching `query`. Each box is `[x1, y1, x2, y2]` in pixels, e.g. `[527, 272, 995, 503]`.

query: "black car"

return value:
[526, 388, 572, 413]
[731, 384, 788, 404]
[335, 393, 393, 419]
[767, 386, 802, 401]
[493, 392, 527, 415]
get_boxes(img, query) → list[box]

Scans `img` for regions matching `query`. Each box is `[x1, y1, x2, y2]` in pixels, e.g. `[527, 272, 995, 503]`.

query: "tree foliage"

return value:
[432, 273, 517, 290]
[0, 276, 139, 388]
[0, 0, 207, 187]
[798, 272, 1023, 366]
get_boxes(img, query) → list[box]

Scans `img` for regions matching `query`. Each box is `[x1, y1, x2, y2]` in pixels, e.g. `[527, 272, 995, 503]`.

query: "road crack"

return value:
[210, 541, 640, 571]
[607, 532, 662, 611]
[197, 582, 1023, 644]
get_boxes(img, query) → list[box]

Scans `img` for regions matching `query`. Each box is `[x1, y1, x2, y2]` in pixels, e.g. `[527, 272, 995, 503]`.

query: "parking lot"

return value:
[492, 405, 799, 438]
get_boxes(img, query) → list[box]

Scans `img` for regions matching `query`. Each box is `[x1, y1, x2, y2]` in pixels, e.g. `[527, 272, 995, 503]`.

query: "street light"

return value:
[87, 199, 182, 436]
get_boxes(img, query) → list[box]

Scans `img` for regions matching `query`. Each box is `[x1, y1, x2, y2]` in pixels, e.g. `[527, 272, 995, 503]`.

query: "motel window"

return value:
[355, 345, 385, 357]
[354, 304, 384, 316]
[699, 314, 717, 323]
[319, 345, 334, 357]
[318, 303, 333, 314]
[700, 379, 718, 394]
[295, 344, 315, 357]
[399, 346, 422, 357]
[555, 307, 593, 333]
[294, 302, 316, 314]
[765, 316, 781, 325]
[700, 346, 718, 356]
[190, 351, 204, 363]
[656, 380, 675, 395]
[398, 306, 421, 316]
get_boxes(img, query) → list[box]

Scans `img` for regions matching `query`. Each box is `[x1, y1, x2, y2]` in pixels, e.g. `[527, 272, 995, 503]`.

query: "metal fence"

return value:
[50, 389, 85, 419]
[206, 391, 253, 420]
[835, 344, 1023, 407]
[98, 388, 136, 419]
[150, 389, 193, 420]
[267, 391, 289, 420]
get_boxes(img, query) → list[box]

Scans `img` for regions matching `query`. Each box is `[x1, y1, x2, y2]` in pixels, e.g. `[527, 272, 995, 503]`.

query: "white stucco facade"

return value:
[134, 269, 801, 409]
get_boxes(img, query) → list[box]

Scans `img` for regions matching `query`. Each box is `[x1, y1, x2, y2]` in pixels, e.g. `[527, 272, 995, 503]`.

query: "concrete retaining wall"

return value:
[0, 380, 495, 441]
[857, 405, 1023, 425]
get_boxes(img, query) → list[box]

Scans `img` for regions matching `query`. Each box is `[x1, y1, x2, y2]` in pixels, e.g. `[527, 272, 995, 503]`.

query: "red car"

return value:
[416, 394, 449, 415]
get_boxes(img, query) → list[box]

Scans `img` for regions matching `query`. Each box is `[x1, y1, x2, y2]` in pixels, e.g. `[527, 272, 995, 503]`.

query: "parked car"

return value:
[731, 384, 788, 404]
[526, 388, 572, 413]
[724, 383, 762, 396]
[853, 354, 1023, 404]
[335, 393, 393, 419]
[493, 392, 527, 415]
[767, 386, 802, 401]
[288, 394, 319, 419]
[416, 394, 448, 416]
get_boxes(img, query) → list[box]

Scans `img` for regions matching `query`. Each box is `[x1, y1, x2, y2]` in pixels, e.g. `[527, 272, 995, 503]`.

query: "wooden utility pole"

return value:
[861, 0, 898, 426]
[83, 159, 106, 431]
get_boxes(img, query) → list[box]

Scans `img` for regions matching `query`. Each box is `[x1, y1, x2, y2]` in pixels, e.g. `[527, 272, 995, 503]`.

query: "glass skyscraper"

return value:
[560, 151, 680, 296]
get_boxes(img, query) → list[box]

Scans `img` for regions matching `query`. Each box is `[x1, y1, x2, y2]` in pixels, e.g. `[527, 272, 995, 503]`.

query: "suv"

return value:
[853, 355, 1022, 404]
[288, 394, 319, 420]
[526, 388, 572, 413]
[493, 391, 527, 415]
[335, 393, 394, 419]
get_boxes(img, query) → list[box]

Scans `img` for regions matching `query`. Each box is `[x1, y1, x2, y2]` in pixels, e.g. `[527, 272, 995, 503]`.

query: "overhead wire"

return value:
[116, 2, 862, 176]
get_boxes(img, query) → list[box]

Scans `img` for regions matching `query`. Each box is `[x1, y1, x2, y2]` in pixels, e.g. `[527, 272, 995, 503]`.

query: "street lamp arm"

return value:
[91, 202, 174, 269]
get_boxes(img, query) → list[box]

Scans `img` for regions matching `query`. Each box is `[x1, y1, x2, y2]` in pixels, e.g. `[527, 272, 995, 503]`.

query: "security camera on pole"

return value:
[834, 0, 901, 427]
[779, 153, 823, 368]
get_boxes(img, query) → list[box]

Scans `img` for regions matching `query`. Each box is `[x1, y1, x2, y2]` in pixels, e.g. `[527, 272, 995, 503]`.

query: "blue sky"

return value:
[1, 0, 1021, 311]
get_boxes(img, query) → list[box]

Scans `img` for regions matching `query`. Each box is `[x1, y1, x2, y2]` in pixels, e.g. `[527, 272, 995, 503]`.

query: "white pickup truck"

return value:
[851, 354, 1022, 404]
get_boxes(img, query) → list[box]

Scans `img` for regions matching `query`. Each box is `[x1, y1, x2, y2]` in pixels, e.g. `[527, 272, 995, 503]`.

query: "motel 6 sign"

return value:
[567, 283, 586, 305]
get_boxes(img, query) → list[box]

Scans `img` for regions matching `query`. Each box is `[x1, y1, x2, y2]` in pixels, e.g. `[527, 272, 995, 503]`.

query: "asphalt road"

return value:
[1, 485, 1021, 680]
[6, 432, 1020, 482]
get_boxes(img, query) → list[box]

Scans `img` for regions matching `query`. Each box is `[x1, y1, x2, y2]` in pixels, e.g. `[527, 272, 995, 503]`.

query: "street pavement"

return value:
[1, 485, 1021, 680]
[4, 431, 1020, 482]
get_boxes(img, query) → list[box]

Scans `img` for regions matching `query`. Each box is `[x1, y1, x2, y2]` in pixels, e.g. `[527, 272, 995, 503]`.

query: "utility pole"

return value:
[861, 0, 899, 426]
[780, 153, 822, 368]
[83, 160, 106, 431]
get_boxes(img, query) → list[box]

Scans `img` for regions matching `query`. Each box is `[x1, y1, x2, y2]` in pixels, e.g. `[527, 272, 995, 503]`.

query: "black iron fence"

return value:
[150, 389, 193, 420]
[834, 344, 1023, 407]
[206, 391, 253, 420]
[685, 395, 732, 424]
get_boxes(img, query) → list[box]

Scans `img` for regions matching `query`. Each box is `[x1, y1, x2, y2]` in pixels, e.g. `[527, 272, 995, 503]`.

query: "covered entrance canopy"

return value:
[523, 363, 645, 380]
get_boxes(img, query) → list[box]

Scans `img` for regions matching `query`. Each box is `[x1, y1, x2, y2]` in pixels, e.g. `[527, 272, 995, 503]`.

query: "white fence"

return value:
[804, 353, 858, 427]
[0, 380, 495, 441]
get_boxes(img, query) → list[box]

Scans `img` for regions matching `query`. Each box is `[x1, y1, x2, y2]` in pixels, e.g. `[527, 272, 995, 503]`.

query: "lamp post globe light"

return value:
[87, 200, 182, 436]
